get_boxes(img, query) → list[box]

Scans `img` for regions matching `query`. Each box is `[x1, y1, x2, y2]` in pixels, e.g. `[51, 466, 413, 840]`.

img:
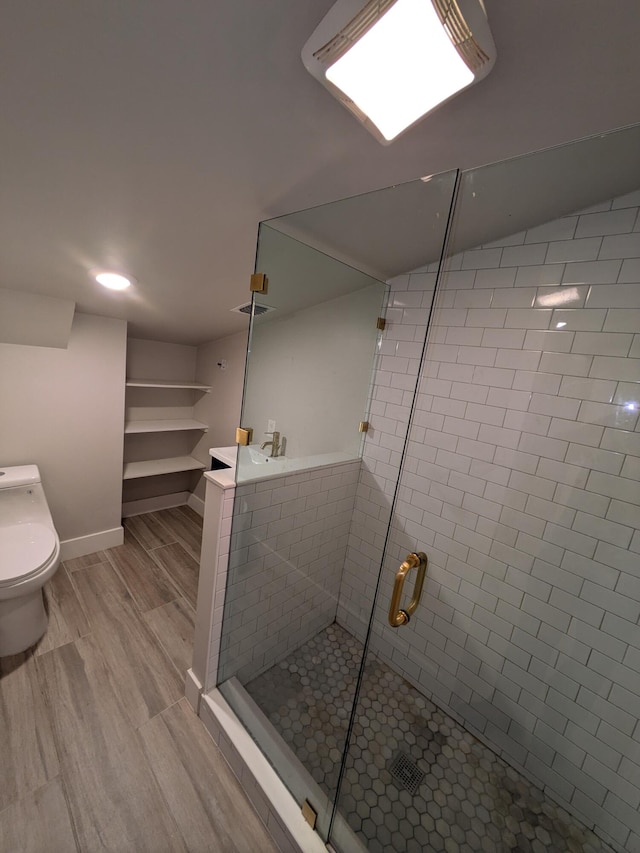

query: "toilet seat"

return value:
[0, 522, 58, 586]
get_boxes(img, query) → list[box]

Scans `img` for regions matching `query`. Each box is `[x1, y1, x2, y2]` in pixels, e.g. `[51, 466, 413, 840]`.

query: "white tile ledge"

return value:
[184, 667, 202, 713]
[201, 688, 328, 853]
[207, 445, 360, 487]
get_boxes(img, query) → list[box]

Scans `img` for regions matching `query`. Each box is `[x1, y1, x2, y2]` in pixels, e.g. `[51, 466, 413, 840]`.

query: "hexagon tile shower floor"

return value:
[246, 623, 612, 853]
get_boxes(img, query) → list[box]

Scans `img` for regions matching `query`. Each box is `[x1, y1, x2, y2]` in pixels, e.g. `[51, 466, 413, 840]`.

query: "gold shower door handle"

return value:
[388, 552, 427, 627]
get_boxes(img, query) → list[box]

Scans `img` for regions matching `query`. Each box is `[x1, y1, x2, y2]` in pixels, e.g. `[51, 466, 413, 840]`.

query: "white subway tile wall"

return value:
[217, 461, 360, 685]
[206, 489, 235, 689]
[337, 277, 438, 637]
[337, 195, 640, 852]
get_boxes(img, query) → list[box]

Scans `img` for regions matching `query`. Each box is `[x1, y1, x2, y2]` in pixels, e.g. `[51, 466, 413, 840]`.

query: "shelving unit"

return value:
[122, 378, 211, 487]
[122, 337, 217, 516]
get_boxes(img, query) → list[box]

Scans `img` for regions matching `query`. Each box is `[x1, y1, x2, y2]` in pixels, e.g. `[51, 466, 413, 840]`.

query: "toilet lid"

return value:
[0, 523, 57, 584]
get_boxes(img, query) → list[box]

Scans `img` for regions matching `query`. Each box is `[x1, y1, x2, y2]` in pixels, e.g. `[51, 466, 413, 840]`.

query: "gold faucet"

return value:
[260, 431, 280, 458]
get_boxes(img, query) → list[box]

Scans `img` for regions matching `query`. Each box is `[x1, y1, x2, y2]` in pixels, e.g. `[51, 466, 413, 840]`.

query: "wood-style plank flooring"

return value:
[0, 506, 279, 853]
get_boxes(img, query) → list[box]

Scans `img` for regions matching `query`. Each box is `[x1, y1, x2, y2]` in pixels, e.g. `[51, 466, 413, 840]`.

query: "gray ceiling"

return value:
[2, 1, 639, 345]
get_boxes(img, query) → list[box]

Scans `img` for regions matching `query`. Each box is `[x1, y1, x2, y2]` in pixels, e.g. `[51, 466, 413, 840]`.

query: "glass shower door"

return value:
[219, 221, 388, 837]
[215, 171, 459, 842]
[330, 124, 640, 852]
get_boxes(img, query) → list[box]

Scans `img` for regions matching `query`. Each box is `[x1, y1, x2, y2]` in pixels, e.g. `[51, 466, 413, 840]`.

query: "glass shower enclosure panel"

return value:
[331, 124, 640, 852]
[216, 171, 459, 842]
[239, 224, 387, 471]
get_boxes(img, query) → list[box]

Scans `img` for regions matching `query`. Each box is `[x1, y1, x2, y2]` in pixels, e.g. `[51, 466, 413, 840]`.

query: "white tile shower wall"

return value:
[337, 273, 438, 634]
[337, 196, 640, 852]
[204, 487, 235, 690]
[218, 460, 360, 685]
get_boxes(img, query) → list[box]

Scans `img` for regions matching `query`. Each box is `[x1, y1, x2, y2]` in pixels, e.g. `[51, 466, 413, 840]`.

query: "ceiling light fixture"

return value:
[302, 0, 496, 144]
[94, 271, 133, 291]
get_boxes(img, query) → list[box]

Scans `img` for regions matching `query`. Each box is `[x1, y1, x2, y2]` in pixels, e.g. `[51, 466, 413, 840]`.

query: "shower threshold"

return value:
[218, 676, 366, 852]
[243, 622, 613, 853]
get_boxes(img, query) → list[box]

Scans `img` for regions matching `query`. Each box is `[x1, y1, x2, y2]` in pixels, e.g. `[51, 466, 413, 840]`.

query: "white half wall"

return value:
[0, 312, 127, 552]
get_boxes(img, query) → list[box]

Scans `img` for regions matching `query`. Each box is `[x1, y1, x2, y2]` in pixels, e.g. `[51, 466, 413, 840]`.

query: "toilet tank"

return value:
[0, 465, 53, 528]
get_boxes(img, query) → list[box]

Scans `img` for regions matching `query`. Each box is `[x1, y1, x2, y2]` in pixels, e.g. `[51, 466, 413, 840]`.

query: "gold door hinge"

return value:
[376, 317, 386, 331]
[301, 800, 317, 830]
[250, 273, 268, 293]
[235, 427, 253, 446]
[359, 421, 369, 433]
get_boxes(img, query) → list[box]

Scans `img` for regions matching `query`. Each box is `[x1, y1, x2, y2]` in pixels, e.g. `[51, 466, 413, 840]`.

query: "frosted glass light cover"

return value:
[326, 0, 474, 141]
[95, 271, 132, 290]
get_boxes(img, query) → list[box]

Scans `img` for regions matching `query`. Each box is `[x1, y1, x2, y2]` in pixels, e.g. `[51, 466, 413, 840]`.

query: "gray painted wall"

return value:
[0, 312, 127, 547]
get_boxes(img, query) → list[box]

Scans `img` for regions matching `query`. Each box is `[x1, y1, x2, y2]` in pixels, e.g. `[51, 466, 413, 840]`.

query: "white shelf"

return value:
[124, 418, 208, 434]
[122, 371, 210, 489]
[126, 379, 211, 391]
[123, 456, 206, 480]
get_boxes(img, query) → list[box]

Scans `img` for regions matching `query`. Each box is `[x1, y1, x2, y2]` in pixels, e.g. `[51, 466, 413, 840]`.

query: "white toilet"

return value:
[0, 464, 61, 656]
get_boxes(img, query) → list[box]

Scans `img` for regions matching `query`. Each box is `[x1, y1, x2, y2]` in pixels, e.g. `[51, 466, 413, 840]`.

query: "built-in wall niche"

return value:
[122, 339, 211, 517]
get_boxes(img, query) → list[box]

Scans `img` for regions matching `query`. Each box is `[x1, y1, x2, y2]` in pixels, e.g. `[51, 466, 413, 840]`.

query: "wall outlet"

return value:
[267, 419, 276, 432]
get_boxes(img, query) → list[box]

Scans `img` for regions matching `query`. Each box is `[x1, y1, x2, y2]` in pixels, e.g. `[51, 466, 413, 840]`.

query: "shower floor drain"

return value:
[389, 750, 425, 795]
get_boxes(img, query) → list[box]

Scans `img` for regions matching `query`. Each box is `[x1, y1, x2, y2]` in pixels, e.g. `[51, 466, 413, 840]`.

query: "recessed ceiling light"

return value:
[94, 271, 133, 291]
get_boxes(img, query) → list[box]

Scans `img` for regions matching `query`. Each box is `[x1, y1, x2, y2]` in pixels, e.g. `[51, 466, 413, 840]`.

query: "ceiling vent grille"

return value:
[433, 0, 491, 71]
[313, 0, 396, 66]
[230, 302, 274, 317]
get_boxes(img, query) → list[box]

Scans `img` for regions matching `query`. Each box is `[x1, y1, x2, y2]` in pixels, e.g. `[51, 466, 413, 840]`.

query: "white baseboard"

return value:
[60, 526, 124, 560]
[121, 491, 190, 517]
[187, 492, 205, 517]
